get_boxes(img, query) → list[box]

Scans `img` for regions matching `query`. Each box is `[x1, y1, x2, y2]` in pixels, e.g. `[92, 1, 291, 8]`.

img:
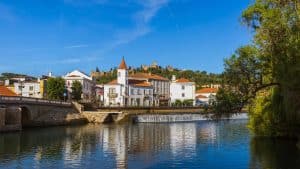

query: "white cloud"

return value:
[111, 0, 170, 46]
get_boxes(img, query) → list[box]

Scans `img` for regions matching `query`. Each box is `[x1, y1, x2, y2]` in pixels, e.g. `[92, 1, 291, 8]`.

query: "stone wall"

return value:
[0, 108, 5, 127]
[83, 112, 110, 123]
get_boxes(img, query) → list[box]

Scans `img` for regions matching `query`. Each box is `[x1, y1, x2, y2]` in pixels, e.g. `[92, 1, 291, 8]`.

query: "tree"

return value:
[47, 77, 65, 100]
[71, 81, 82, 101]
[218, 0, 300, 137]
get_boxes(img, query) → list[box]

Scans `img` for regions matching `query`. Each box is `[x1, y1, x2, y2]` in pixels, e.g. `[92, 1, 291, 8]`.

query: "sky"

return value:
[0, 0, 253, 76]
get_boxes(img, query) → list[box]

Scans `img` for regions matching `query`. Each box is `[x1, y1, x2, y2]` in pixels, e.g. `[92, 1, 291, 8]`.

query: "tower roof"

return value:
[118, 57, 128, 69]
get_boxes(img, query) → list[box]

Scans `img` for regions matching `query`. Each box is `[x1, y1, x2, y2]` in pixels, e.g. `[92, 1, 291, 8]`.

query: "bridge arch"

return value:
[20, 106, 31, 127]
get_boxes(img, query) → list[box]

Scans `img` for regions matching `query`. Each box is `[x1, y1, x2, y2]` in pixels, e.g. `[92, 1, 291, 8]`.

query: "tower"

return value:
[117, 57, 128, 86]
[117, 57, 129, 106]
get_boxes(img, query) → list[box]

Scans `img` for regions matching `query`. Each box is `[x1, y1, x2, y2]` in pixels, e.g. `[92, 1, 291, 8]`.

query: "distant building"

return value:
[95, 84, 104, 105]
[63, 70, 95, 101]
[103, 58, 155, 107]
[195, 88, 218, 105]
[14, 81, 41, 98]
[170, 75, 195, 105]
[129, 72, 170, 106]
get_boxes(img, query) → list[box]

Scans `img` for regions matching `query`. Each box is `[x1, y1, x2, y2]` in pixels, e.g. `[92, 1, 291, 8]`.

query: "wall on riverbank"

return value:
[29, 106, 87, 127]
[0, 108, 5, 127]
[0, 107, 22, 132]
[82, 112, 110, 123]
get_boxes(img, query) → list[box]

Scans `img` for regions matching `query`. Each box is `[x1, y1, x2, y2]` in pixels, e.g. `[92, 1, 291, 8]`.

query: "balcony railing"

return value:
[107, 93, 118, 98]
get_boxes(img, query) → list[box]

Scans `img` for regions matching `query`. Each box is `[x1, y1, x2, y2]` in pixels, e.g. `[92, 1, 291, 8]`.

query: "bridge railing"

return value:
[0, 96, 71, 106]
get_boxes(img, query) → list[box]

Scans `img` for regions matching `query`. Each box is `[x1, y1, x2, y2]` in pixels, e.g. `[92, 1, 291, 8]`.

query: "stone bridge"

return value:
[0, 96, 86, 132]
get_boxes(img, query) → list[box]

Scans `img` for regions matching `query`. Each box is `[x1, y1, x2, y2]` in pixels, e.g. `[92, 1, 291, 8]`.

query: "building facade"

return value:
[103, 58, 155, 107]
[128, 73, 170, 106]
[14, 81, 42, 98]
[195, 88, 218, 105]
[170, 76, 195, 105]
[64, 70, 95, 101]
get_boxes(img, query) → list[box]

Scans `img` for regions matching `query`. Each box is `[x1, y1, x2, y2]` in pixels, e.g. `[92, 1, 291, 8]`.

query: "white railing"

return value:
[0, 96, 71, 106]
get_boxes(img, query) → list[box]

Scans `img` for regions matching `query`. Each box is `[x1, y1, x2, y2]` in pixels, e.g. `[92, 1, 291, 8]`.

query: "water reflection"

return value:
[0, 120, 299, 169]
[249, 138, 300, 169]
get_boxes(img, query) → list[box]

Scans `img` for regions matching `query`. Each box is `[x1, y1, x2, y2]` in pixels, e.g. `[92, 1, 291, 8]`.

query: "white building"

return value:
[128, 73, 170, 106]
[14, 81, 42, 98]
[170, 75, 195, 105]
[103, 58, 154, 107]
[63, 70, 95, 101]
[195, 88, 218, 105]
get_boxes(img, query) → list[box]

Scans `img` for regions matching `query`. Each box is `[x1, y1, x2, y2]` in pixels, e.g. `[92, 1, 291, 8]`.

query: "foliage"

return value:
[71, 81, 82, 101]
[183, 99, 194, 106]
[219, 0, 300, 137]
[47, 77, 65, 100]
[172, 99, 194, 107]
[213, 88, 244, 115]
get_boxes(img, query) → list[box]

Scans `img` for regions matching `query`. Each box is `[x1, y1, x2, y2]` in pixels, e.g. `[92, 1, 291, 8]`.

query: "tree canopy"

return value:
[47, 77, 66, 100]
[215, 0, 300, 137]
[71, 81, 82, 101]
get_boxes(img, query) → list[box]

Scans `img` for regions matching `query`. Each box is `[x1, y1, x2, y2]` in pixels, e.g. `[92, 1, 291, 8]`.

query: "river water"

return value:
[0, 119, 299, 169]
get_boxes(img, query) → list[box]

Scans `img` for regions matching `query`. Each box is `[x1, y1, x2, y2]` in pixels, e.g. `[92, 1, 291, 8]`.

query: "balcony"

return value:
[107, 93, 118, 98]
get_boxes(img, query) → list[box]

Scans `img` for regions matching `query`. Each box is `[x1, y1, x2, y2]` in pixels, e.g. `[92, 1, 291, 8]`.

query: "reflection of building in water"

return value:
[198, 122, 217, 144]
[169, 123, 197, 155]
[101, 126, 128, 169]
[63, 133, 84, 167]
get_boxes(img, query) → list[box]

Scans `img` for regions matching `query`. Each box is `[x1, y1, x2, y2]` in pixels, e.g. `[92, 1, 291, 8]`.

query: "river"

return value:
[0, 119, 299, 169]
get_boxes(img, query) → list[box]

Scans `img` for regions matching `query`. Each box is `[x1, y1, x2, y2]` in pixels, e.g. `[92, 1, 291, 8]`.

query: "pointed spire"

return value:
[118, 56, 128, 69]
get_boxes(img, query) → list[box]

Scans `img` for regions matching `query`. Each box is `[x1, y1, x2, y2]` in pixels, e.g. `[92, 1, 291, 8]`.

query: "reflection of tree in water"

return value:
[249, 138, 300, 169]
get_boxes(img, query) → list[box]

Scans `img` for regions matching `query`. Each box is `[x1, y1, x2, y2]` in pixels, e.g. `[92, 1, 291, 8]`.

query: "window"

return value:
[182, 93, 185, 97]
[131, 89, 134, 95]
[182, 85, 185, 90]
[109, 88, 116, 93]
[29, 86, 34, 91]
[118, 72, 121, 77]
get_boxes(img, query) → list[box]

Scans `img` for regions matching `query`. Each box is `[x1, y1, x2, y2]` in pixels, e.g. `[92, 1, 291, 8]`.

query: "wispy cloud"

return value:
[0, 3, 16, 22]
[64, 44, 89, 49]
[111, 0, 170, 46]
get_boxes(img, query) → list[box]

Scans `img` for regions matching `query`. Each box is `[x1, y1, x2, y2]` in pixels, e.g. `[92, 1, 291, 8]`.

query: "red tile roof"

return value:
[196, 95, 207, 99]
[196, 88, 218, 94]
[129, 73, 169, 81]
[107, 79, 119, 85]
[133, 81, 152, 87]
[0, 86, 17, 96]
[176, 78, 191, 83]
[118, 57, 128, 69]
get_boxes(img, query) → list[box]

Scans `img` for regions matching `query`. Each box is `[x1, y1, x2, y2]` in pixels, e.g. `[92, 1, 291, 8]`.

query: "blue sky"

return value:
[0, 0, 252, 76]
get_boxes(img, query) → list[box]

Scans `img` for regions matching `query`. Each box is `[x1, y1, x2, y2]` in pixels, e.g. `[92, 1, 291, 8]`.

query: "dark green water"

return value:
[0, 120, 299, 169]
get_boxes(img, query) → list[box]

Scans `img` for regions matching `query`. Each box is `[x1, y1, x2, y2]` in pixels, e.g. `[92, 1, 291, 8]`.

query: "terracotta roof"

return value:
[118, 57, 128, 69]
[176, 78, 191, 83]
[133, 81, 152, 87]
[196, 88, 218, 94]
[129, 73, 169, 81]
[107, 79, 119, 85]
[196, 95, 207, 99]
[0, 86, 17, 96]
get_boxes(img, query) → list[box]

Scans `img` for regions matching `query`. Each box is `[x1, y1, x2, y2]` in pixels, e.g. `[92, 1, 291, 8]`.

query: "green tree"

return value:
[47, 77, 65, 100]
[219, 0, 300, 137]
[71, 81, 82, 101]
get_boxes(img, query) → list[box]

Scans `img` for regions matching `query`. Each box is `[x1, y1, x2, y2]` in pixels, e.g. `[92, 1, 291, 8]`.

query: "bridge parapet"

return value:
[0, 96, 71, 107]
